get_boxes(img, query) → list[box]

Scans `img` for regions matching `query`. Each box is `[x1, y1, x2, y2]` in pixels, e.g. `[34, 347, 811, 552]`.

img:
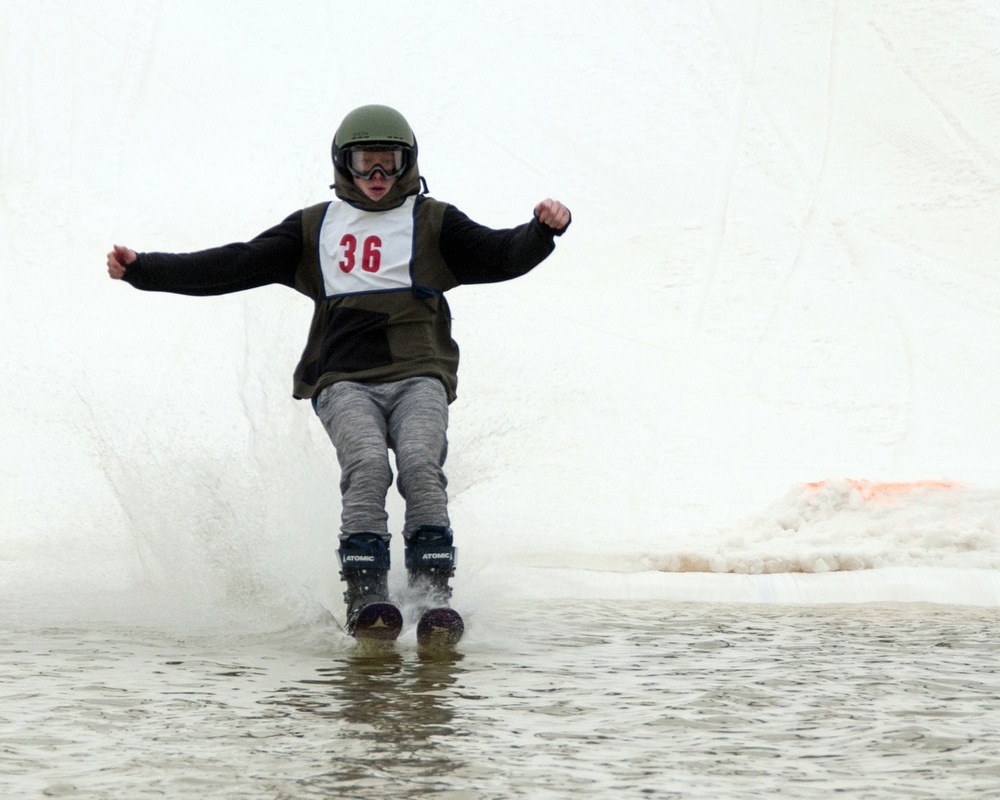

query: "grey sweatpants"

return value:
[315, 377, 450, 540]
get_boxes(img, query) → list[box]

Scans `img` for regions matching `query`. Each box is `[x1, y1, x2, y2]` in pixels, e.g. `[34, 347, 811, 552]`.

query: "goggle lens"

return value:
[347, 147, 407, 179]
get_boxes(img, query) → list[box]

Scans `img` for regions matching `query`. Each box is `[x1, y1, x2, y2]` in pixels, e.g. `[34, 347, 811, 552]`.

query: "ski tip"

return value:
[417, 607, 464, 648]
[351, 602, 404, 642]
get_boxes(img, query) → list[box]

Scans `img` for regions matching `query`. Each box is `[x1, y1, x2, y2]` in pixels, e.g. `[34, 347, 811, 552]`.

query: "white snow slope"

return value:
[2, 1, 1000, 612]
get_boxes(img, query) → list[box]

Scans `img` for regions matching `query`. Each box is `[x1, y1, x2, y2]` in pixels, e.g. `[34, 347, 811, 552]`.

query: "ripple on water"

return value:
[0, 602, 999, 798]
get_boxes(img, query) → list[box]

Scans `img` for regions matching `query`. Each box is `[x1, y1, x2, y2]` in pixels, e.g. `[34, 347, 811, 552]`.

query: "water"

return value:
[3, 600, 1000, 798]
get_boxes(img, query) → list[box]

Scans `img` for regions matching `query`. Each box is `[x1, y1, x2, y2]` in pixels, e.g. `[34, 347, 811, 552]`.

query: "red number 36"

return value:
[339, 234, 382, 273]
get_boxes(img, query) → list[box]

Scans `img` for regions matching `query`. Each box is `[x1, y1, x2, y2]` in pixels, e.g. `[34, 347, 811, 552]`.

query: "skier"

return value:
[106, 104, 571, 638]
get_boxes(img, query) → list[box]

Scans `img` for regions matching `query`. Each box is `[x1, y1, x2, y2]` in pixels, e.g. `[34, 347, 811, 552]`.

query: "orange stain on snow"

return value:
[805, 479, 962, 504]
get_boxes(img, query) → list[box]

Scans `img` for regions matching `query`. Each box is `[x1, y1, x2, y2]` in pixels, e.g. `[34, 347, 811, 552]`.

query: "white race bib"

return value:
[318, 197, 416, 297]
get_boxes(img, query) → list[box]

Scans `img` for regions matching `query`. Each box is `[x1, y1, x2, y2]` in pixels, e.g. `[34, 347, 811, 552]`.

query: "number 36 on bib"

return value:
[319, 197, 416, 297]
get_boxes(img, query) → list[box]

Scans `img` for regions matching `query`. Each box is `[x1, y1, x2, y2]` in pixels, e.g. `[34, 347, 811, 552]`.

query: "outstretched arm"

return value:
[104, 211, 304, 296]
[441, 199, 572, 285]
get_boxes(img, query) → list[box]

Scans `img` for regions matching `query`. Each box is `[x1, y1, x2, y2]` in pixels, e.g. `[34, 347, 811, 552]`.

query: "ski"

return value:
[416, 607, 464, 648]
[349, 601, 403, 642]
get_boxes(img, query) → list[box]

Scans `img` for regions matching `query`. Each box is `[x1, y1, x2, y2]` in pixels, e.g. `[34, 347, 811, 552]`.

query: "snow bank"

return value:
[2, 1, 999, 611]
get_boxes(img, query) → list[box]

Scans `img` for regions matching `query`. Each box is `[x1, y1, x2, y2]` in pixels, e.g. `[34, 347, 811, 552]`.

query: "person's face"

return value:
[350, 149, 402, 202]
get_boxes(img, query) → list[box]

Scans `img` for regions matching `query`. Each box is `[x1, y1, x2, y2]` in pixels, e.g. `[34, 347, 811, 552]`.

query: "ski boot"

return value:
[338, 533, 402, 641]
[405, 526, 464, 646]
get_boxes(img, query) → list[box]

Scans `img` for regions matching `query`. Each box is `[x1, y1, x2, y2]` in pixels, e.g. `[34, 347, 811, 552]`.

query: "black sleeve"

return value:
[439, 204, 567, 285]
[123, 210, 304, 296]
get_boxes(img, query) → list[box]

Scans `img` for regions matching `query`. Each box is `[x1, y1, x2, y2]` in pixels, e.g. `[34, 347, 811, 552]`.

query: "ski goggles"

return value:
[345, 146, 409, 179]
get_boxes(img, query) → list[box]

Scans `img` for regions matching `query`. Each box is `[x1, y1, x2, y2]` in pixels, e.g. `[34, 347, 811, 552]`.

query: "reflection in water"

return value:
[262, 646, 469, 797]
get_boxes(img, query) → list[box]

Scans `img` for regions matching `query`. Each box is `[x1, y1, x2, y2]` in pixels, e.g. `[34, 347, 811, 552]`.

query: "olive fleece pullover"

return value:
[124, 196, 566, 401]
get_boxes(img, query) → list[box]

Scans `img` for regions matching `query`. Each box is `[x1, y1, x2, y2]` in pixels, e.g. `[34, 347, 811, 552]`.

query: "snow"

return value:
[2, 1, 999, 612]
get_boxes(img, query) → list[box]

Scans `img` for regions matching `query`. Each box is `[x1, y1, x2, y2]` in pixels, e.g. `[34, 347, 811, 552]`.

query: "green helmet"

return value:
[332, 104, 417, 178]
